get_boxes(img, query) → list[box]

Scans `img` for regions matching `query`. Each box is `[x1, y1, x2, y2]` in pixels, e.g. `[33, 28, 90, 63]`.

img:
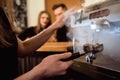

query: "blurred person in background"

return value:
[52, 3, 70, 42]
[18, 10, 57, 42]
[0, 5, 74, 80]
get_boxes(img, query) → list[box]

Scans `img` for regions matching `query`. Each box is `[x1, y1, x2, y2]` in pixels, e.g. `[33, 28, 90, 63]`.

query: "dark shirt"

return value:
[0, 7, 18, 80]
[56, 25, 69, 42]
[18, 27, 36, 40]
[18, 26, 44, 40]
[19, 25, 69, 42]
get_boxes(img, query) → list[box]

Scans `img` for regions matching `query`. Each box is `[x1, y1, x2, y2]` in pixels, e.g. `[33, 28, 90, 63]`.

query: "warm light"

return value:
[83, 0, 108, 7]
[91, 24, 101, 32]
[91, 24, 97, 30]
[77, 9, 82, 12]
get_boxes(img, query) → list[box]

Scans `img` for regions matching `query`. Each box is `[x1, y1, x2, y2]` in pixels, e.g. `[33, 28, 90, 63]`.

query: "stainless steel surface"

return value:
[67, 1, 120, 72]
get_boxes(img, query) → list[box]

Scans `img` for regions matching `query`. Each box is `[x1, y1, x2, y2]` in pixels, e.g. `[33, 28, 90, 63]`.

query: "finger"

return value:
[63, 8, 76, 22]
[65, 7, 76, 15]
[64, 8, 76, 17]
[59, 70, 67, 75]
[60, 60, 74, 69]
[54, 52, 72, 60]
[65, 60, 74, 66]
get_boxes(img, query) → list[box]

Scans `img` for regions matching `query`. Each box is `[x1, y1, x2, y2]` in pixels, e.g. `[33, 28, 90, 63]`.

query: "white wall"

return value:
[27, 0, 45, 27]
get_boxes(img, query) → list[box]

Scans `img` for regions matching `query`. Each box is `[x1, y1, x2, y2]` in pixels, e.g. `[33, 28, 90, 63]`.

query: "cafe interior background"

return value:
[0, 0, 120, 80]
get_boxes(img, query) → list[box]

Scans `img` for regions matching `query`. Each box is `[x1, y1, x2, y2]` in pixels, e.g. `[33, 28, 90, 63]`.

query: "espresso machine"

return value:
[66, 0, 120, 79]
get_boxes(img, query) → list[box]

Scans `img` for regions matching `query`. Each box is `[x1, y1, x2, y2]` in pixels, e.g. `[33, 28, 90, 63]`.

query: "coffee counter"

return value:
[36, 42, 72, 52]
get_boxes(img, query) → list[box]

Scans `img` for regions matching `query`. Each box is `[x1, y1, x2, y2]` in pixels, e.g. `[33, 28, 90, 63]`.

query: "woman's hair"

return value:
[0, 7, 12, 47]
[35, 10, 51, 33]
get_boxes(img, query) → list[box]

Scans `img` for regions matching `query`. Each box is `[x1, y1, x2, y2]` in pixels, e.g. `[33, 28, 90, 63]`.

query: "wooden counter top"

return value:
[36, 42, 73, 52]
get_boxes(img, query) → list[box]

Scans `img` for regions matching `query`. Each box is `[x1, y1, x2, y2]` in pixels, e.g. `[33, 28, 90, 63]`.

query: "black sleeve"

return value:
[18, 27, 36, 40]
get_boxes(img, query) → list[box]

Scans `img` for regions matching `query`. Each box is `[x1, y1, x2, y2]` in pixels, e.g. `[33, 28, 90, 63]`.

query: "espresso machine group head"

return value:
[65, 43, 103, 64]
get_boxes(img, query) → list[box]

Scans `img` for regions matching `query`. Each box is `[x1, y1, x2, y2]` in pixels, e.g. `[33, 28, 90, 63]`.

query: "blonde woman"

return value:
[18, 10, 56, 42]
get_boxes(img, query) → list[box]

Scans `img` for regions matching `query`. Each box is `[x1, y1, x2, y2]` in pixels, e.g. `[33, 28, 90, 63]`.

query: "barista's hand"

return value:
[34, 52, 73, 78]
